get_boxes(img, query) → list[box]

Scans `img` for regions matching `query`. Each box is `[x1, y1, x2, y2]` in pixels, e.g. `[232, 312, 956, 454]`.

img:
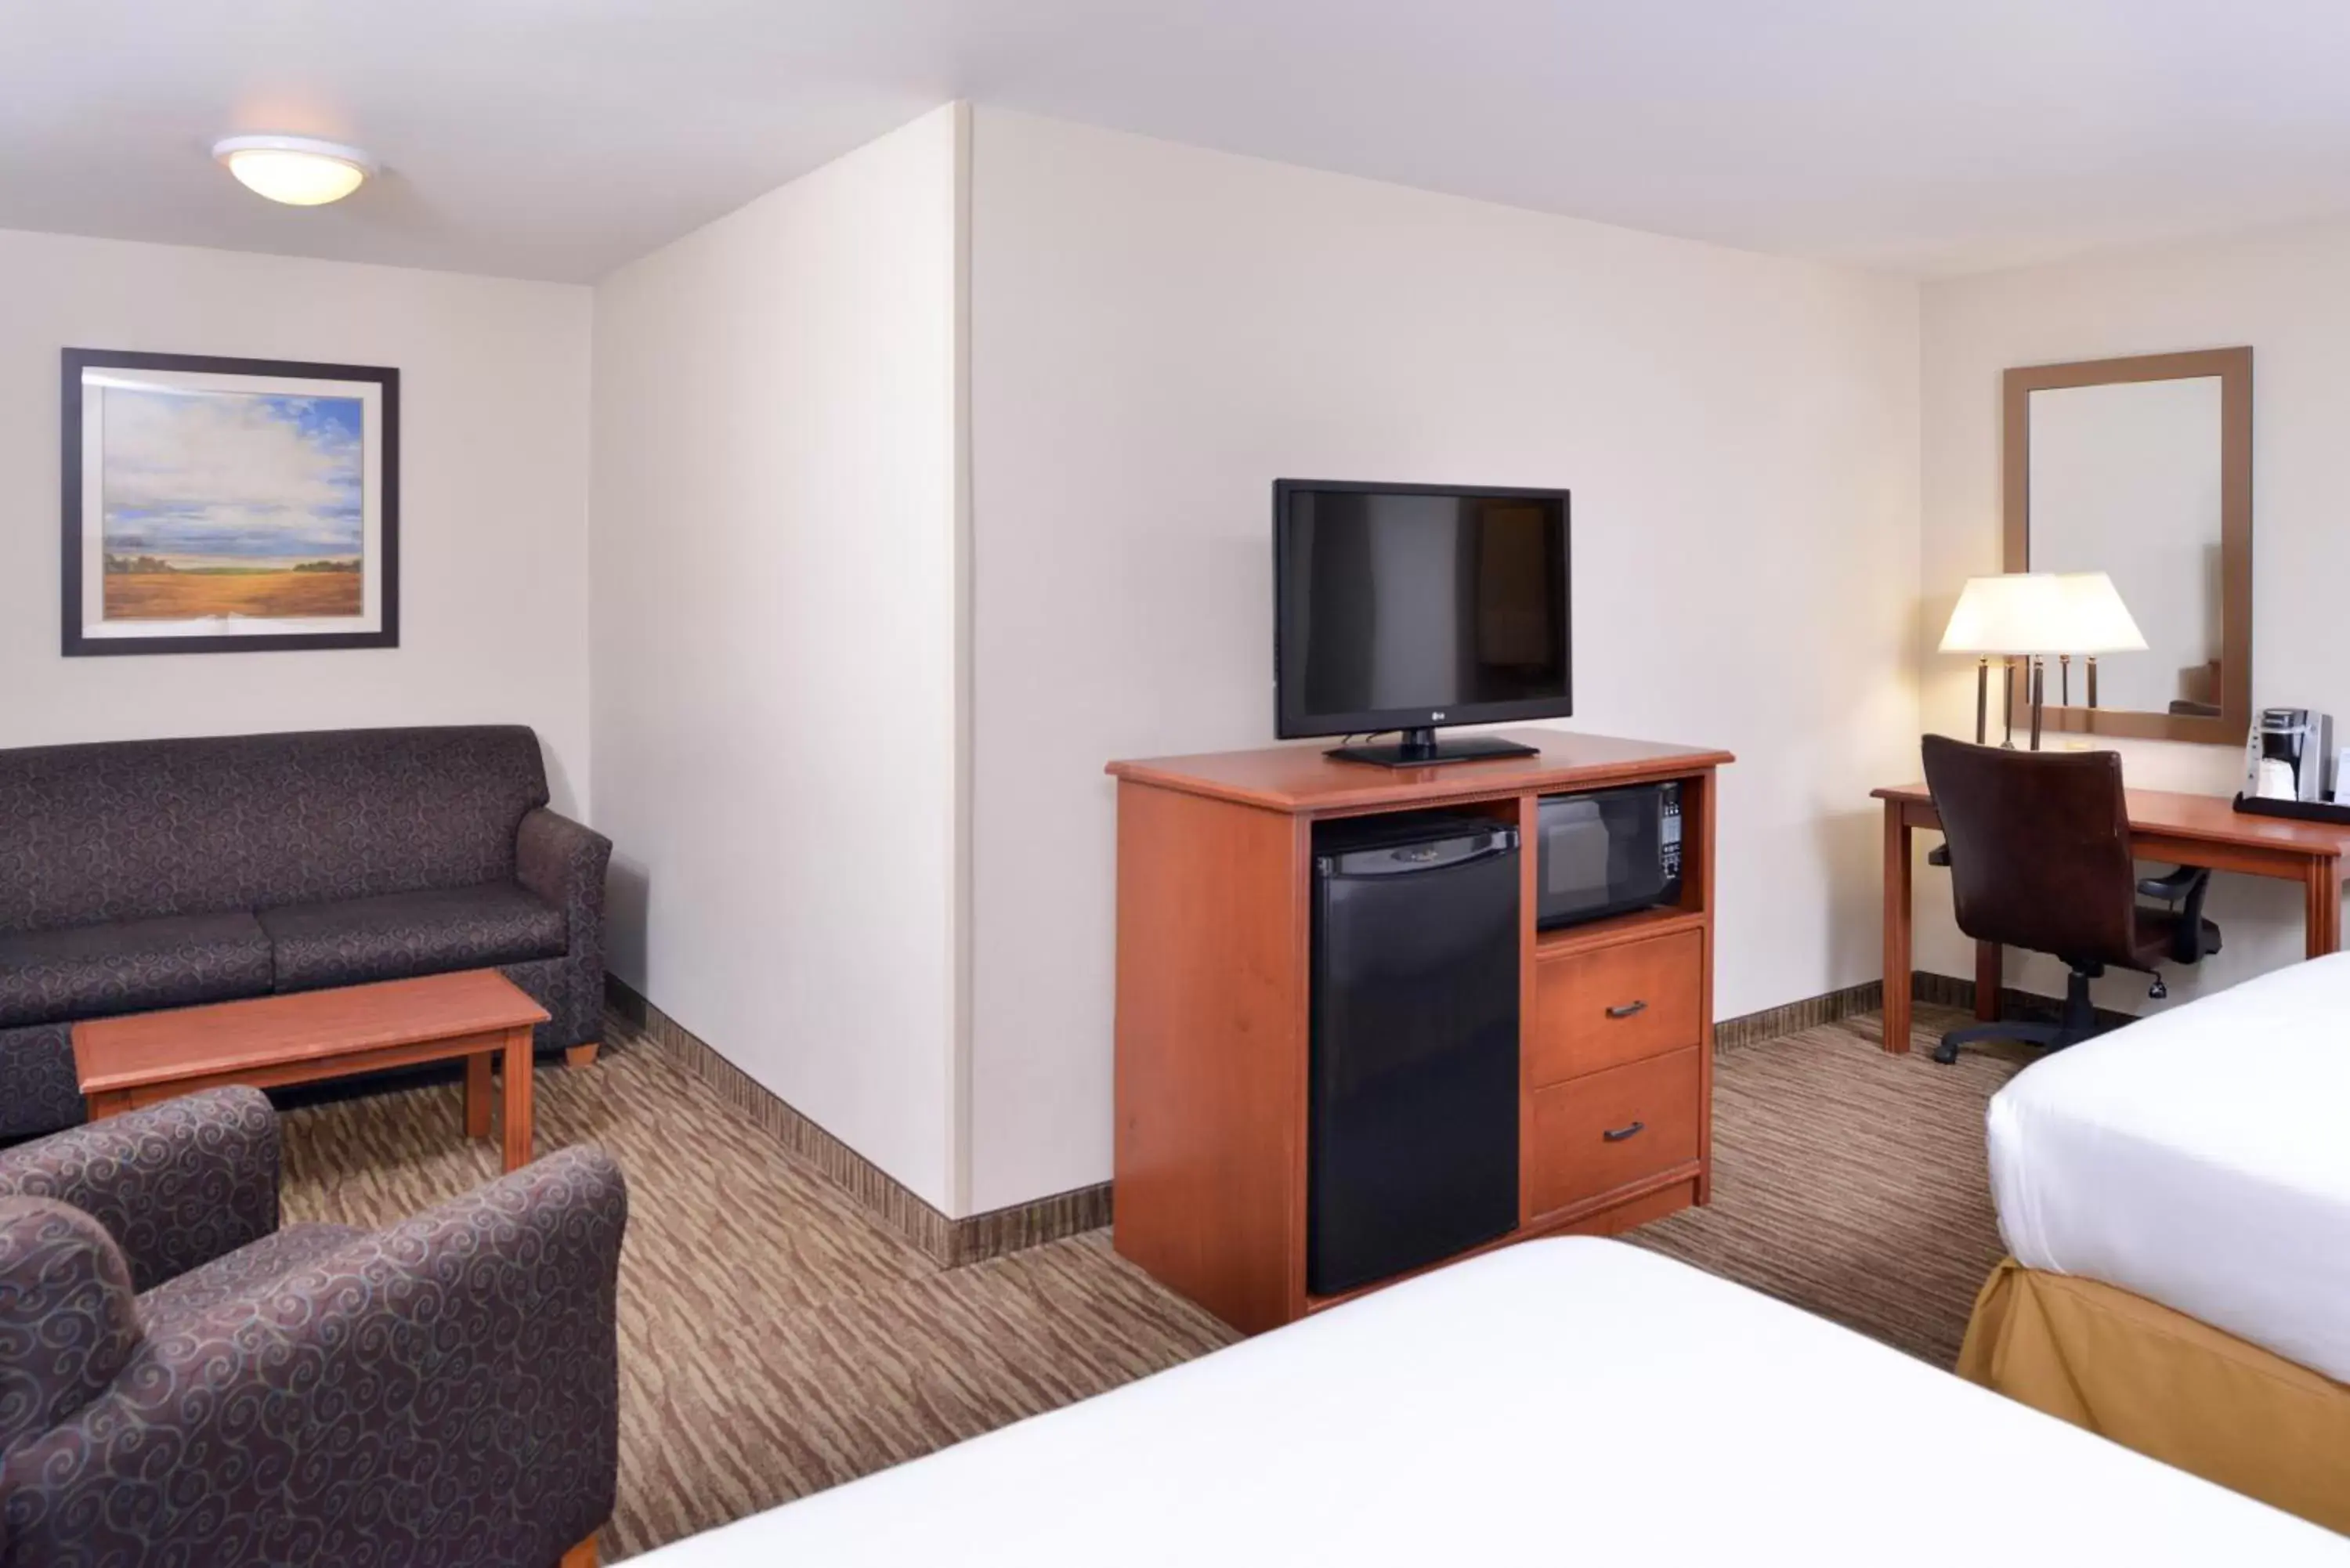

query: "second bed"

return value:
[1963, 948, 2350, 1531]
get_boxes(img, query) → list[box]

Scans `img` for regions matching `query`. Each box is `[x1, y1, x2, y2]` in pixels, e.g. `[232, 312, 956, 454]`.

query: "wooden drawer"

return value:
[1528, 927, 1701, 1086]
[1553, 1177, 1697, 1238]
[1528, 1047, 1702, 1217]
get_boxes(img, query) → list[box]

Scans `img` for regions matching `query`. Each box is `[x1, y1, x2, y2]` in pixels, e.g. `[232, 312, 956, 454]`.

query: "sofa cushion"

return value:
[0, 912, 273, 1029]
[260, 882, 566, 993]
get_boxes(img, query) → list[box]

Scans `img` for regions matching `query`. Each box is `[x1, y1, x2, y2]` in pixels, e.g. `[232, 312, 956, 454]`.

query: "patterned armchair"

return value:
[0, 1089, 626, 1568]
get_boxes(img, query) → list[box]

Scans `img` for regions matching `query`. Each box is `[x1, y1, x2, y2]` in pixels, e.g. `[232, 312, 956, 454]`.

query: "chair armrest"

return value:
[0, 1199, 141, 1457]
[0, 1086, 278, 1293]
[4, 1146, 629, 1567]
[2136, 865, 2206, 901]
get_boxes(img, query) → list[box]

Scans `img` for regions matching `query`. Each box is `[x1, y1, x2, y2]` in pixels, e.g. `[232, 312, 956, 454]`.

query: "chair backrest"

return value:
[0, 1198, 140, 1455]
[1921, 734, 2140, 969]
[0, 726, 550, 934]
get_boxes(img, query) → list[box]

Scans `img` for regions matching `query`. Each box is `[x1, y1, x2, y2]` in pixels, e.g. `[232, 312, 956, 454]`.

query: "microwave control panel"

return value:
[1660, 782, 1683, 882]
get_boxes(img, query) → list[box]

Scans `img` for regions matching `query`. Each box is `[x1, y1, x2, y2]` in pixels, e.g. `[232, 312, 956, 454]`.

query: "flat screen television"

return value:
[1274, 479, 1571, 767]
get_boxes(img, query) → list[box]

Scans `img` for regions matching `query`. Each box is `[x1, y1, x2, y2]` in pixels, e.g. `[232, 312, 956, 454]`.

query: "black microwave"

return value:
[1535, 781, 1682, 930]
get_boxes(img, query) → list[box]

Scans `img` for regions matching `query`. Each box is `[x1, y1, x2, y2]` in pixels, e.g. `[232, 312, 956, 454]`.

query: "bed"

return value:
[1962, 949, 2350, 1532]
[635, 1238, 2345, 1564]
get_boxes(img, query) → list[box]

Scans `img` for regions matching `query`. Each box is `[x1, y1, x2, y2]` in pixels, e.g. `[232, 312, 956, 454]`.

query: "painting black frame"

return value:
[60, 348, 401, 656]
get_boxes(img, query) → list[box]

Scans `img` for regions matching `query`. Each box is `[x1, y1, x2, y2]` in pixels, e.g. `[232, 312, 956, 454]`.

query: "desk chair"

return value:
[1920, 734, 2222, 1065]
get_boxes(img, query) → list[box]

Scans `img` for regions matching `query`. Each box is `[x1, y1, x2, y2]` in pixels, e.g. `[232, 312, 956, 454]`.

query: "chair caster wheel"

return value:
[1932, 1040, 1961, 1065]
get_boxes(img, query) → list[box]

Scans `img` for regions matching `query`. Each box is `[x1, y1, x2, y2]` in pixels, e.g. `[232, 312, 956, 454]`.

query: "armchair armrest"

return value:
[0, 1199, 139, 1457]
[3, 1146, 629, 1568]
[0, 1086, 278, 1293]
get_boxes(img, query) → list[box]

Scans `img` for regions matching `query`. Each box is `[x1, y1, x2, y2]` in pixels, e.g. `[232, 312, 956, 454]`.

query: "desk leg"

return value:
[2306, 858, 2343, 958]
[501, 1025, 535, 1172]
[464, 1051, 494, 1140]
[1882, 800, 1911, 1053]
[1975, 941, 2002, 1021]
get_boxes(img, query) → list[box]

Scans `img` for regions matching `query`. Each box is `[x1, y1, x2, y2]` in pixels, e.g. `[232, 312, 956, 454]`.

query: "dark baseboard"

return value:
[606, 977, 1109, 1267]
[951, 1184, 1115, 1266]
[1709, 968, 2142, 1054]
[1712, 979, 1885, 1050]
[1909, 970, 2142, 1034]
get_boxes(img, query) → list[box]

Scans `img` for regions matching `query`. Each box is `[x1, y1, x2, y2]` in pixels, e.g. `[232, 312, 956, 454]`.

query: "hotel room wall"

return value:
[964, 108, 1923, 1213]
[1918, 217, 2350, 1010]
[588, 107, 964, 1208]
[0, 226, 593, 814]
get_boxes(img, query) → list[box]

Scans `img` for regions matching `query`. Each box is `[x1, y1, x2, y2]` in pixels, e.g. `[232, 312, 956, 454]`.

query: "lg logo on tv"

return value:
[1430, 710, 1446, 721]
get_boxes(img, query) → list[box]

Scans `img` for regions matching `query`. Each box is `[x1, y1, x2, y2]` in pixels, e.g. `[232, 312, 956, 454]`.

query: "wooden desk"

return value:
[1874, 782, 2350, 1054]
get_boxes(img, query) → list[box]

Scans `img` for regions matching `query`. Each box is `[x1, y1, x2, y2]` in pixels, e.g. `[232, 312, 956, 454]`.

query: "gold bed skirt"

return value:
[1957, 1259, 2350, 1534]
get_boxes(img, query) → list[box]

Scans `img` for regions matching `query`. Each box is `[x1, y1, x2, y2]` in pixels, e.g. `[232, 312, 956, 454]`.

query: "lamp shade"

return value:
[2051, 571, 2148, 654]
[1938, 571, 2146, 656]
[1939, 573, 2065, 655]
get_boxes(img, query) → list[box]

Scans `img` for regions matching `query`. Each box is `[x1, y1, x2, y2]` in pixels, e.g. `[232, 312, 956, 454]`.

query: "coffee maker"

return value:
[2244, 708, 2334, 801]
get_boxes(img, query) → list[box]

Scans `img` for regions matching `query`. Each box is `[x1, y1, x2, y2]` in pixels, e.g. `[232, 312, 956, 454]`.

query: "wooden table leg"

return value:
[1975, 940, 2002, 1021]
[501, 1024, 534, 1172]
[1882, 800, 1912, 1053]
[464, 1050, 494, 1140]
[2307, 857, 2342, 958]
[2335, 863, 2348, 955]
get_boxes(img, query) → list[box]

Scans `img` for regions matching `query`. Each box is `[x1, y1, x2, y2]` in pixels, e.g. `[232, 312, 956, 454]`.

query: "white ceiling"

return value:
[9, 1, 2350, 283]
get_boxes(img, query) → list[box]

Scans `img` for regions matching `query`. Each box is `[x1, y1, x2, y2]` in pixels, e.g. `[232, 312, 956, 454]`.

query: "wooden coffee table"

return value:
[73, 970, 553, 1172]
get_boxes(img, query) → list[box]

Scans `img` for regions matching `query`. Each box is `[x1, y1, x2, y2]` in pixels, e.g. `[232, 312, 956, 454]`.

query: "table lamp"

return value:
[1939, 572, 2145, 749]
[2052, 570, 2148, 717]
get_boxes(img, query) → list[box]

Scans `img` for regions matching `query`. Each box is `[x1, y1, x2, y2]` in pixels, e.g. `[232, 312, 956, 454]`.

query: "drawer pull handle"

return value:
[1605, 1000, 1648, 1020]
[1603, 1120, 1647, 1143]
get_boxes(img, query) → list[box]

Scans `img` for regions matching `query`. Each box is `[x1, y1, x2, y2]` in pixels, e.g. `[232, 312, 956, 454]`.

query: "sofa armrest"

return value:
[515, 808, 614, 1053]
[516, 807, 612, 942]
[0, 1086, 278, 1293]
[3, 1146, 629, 1568]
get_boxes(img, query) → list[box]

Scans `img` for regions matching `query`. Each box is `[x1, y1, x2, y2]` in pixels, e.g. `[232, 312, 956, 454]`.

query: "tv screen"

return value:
[1274, 481, 1571, 739]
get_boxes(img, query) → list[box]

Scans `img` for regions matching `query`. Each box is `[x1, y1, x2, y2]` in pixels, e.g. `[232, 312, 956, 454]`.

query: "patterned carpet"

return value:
[278, 1001, 2023, 1561]
[1635, 1004, 2028, 1367]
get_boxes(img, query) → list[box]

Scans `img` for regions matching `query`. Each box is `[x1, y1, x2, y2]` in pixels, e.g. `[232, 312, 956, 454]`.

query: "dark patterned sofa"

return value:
[0, 1087, 625, 1566]
[0, 726, 611, 1140]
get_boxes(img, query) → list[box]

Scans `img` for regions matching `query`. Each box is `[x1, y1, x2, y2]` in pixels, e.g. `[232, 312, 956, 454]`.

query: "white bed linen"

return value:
[1989, 950, 2350, 1384]
[634, 1238, 2345, 1566]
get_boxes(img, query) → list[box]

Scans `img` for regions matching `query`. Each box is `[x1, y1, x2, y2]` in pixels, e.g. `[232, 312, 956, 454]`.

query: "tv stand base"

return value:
[1324, 728, 1540, 768]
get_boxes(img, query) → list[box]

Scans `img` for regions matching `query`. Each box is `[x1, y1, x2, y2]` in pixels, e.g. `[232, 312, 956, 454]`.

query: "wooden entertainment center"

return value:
[1107, 728, 1734, 1334]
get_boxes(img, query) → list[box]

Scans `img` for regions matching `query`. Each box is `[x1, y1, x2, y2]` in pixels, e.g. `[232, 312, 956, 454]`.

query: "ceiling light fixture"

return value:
[212, 135, 376, 206]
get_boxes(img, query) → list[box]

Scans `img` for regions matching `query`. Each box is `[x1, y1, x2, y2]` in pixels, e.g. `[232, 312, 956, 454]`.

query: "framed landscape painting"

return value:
[61, 349, 399, 656]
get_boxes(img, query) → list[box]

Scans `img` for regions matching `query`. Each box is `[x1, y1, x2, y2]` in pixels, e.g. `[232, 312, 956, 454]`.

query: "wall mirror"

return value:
[2004, 346, 2251, 746]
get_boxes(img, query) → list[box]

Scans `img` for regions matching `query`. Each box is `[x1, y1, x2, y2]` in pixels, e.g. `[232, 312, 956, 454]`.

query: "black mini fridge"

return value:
[1307, 811, 1520, 1297]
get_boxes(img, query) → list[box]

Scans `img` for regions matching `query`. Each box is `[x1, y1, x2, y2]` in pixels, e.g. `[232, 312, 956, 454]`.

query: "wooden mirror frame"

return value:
[2002, 346, 2253, 746]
